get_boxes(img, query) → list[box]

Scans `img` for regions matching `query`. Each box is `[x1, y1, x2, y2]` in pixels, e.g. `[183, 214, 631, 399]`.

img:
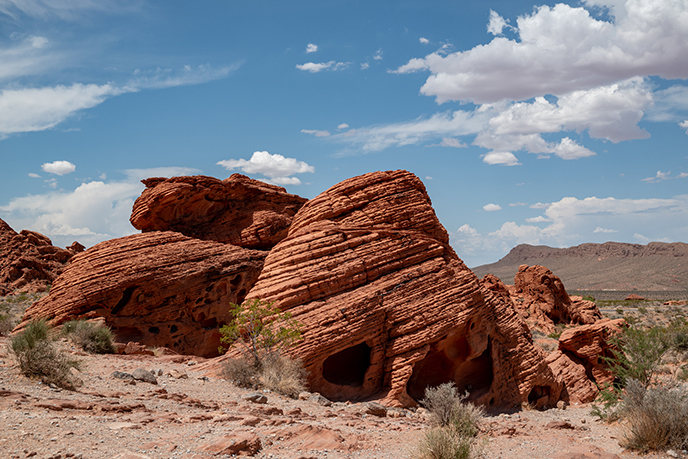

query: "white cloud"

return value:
[594, 227, 617, 233]
[642, 170, 688, 182]
[681, 120, 688, 134]
[425, 176, 433, 180]
[360, 63, 370, 70]
[0, 166, 197, 249]
[373, 49, 383, 61]
[306, 43, 318, 53]
[646, 86, 688, 122]
[396, 1, 688, 104]
[482, 151, 520, 166]
[525, 216, 551, 223]
[451, 194, 688, 266]
[483, 203, 502, 212]
[0, 0, 140, 21]
[487, 10, 510, 35]
[41, 160, 76, 175]
[28, 172, 41, 178]
[301, 129, 330, 137]
[435, 137, 467, 148]
[509, 202, 527, 207]
[217, 151, 314, 185]
[337, 123, 349, 130]
[296, 61, 350, 73]
[419, 37, 429, 44]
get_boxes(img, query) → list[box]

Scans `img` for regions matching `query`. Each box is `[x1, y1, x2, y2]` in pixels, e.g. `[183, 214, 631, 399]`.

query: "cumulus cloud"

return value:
[483, 203, 502, 212]
[301, 129, 330, 137]
[681, 120, 688, 134]
[642, 170, 688, 182]
[217, 151, 314, 185]
[434, 137, 467, 148]
[487, 10, 511, 35]
[451, 194, 688, 266]
[306, 43, 318, 53]
[396, 1, 688, 104]
[0, 166, 198, 248]
[525, 216, 551, 223]
[419, 37, 429, 44]
[482, 151, 520, 166]
[360, 62, 370, 70]
[41, 160, 76, 175]
[296, 61, 350, 73]
[28, 172, 41, 178]
[337, 123, 349, 130]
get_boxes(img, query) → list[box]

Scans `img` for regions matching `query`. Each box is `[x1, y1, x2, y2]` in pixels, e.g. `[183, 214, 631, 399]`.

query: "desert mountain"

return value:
[472, 242, 688, 291]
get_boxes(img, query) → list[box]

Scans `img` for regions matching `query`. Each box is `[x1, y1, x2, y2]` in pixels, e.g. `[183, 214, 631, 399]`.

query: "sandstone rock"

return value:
[17, 232, 266, 357]
[244, 393, 268, 404]
[215, 170, 562, 408]
[130, 174, 307, 250]
[132, 368, 158, 385]
[111, 371, 135, 381]
[507, 265, 602, 333]
[201, 432, 262, 456]
[547, 319, 625, 403]
[0, 218, 79, 294]
[363, 401, 387, 417]
[625, 293, 646, 301]
[308, 393, 332, 407]
[168, 369, 188, 379]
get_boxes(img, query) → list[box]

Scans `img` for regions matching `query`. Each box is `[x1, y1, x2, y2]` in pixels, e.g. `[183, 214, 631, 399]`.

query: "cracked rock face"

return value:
[243, 170, 562, 408]
[18, 232, 266, 357]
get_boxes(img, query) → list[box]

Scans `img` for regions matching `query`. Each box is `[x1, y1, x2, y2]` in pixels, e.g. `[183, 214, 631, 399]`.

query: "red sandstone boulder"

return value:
[506, 265, 602, 333]
[209, 170, 562, 409]
[625, 293, 646, 301]
[546, 318, 624, 403]
[18, 232, 266, 357]
[0, 218, 82, 294]
[129, 174, 308, 250]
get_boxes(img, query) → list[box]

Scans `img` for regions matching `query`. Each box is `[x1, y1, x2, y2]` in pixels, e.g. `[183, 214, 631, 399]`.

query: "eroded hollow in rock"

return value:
[406, 334, 494, 401]
[322, 342, 371, 387]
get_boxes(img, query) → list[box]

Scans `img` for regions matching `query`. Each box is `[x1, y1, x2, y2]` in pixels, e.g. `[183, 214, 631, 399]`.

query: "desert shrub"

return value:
[10, 319, 81, 389]
[416, 383, 484, 459]
[0, 302, 14, 335]
[582, 295, 595, 302]
[219, 299, 305, 398]
[259, 353, 306, 398]
[62, 320, 115, 354]
[620, 379, 688, 451]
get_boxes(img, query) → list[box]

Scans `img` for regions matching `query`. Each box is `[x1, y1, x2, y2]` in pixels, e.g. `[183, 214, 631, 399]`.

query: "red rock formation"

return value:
[546, 318, 624, 403]
[625, 294, 646, 301]
[129, 174, 307, 250]
[0, 218, 81, 295]
[506, 265, 602, 333]
[223, 170, 562, 409]
[18, 232, 266, 357]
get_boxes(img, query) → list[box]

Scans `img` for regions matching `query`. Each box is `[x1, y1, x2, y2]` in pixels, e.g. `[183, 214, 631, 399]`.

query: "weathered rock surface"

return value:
[546, 318, 624, 403]
[18, 231, 266, 357]
[129, 174, 307, 250]
[228, 170, 562, 408]
[487, 265, 602, 333]
[0, 218, 82, 295]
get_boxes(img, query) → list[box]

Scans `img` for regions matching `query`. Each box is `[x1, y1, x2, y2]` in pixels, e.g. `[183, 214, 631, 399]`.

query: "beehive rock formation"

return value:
[130, 174, 308, 250]
[241, 170, 562, 408]
[0, 218, 82, 295]
[18, 232, 266, 357]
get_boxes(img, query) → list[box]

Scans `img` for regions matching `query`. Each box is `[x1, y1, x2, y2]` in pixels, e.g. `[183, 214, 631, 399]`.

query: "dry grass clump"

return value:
[222, 353, 306, 398]
[415, 382, 485, 459]
[9, 319, 81, 390]
[61, 319, 115, 354]
[620, 379, 688, 451]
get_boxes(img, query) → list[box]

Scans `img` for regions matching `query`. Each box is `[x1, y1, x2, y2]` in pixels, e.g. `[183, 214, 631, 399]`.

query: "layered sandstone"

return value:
[129, 174, 307, 250]
[0, 218, 82, 295]
[236, 170, 562, 408]
[18, 232, 266, 357]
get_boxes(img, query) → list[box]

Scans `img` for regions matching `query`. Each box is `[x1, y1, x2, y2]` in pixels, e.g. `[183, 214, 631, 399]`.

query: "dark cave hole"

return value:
[111, 286, 136, 315]
[230, 275, 242, 287]
[170, 325, 178, 333]
[201, 317, 218, 330]
[527, 385, 551, 405]
[148, 327, 160, 334]
[322, 342, 371, 387]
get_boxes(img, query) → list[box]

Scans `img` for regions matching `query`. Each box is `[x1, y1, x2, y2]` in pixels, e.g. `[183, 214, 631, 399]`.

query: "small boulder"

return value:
[132, 368, 158, 385]
[168, 369, 188, 379]
[111, 371, 134, 380]
[244, 392, 268, 404]
[201, 432, 262, 456]
[308, 393, 332, 407]
[363, 402, 387, 417]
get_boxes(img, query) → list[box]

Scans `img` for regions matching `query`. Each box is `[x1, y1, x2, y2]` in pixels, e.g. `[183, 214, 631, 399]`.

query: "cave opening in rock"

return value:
[322, 342, 371, 387]
[111, 286, 136, 315]
[406, 336, 494, 402]
[527, 385, 551, 405]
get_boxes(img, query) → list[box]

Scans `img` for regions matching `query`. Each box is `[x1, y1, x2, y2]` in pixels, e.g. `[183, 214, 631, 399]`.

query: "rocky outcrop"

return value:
[0, 218, 82, 295]
[231, 170, 562, 408]
[129, 174, 308, 250]
[18, 232, 266, 357]
[546, 319, 624, 403]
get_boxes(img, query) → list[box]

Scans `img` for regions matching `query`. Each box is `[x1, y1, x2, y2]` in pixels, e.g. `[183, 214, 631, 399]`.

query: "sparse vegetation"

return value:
[0, 302, 14, 335]
[61, 319, 116, 354]
[219, 299, 305, 398]
[9, 319, 81, 390]
[415, 382, 484, 459]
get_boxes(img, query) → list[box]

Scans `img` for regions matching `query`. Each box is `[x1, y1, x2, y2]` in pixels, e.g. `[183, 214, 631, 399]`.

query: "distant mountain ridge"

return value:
[472, 241, 688, 291]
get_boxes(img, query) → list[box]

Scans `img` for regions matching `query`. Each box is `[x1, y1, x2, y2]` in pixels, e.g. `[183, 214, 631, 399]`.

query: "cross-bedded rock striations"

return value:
[0, 218, 82, 295]
[18, 232, 266, 357]
[129, 174, 308, 250]
[241, 170, 562, 408]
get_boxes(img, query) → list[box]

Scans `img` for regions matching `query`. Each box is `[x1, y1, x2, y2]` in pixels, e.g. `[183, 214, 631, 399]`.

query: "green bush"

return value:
[416, 383, 484, 459]
[62, 320, 115, 354]
[10, 320, 81, 389]
[620, 379, 688, 451]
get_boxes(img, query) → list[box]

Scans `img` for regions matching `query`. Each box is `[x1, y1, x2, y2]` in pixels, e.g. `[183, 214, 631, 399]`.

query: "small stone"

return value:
[308, 393, 332, 407]
[187, 360, 198, 366]
[363, 402, 387, 417]
[556, 400, 567, 410]
[244, 392, 268, 404]
[132, 368, 158, 385]
[168, 369, 188, 379]
[298, 391, 312, 401]
[111, 371, 134, 380]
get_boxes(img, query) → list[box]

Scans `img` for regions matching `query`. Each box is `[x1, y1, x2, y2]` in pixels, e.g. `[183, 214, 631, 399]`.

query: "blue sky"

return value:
[0, 0, 686, 267]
